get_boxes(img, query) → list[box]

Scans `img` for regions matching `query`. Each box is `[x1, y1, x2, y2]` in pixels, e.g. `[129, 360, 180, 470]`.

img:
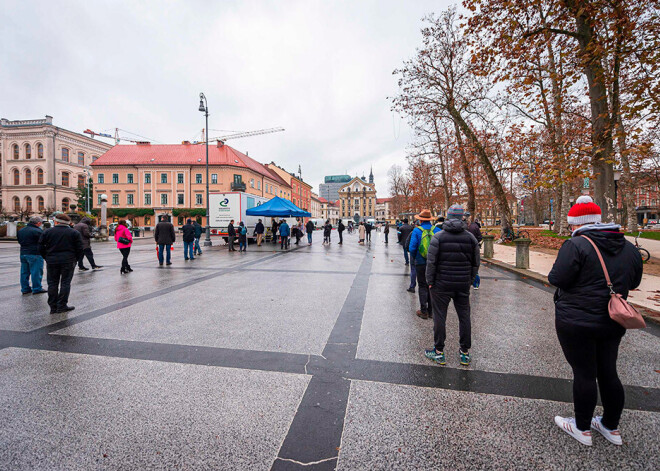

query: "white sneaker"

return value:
[591, 416, 622, 445]
[554, 416, 592, 446]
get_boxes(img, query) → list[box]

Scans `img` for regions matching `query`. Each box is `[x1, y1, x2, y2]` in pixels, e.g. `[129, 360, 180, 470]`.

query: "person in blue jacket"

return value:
[279, 219, 291, 249]
[408, 209, 441, 319]
[17, 216, 46, 295]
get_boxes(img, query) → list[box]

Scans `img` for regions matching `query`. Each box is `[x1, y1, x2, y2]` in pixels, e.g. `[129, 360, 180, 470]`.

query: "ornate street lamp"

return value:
[199, 93, 211, 246]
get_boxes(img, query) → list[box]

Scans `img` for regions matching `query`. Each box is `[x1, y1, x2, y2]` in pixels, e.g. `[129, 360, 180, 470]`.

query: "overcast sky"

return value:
[1, 0, 457, 196]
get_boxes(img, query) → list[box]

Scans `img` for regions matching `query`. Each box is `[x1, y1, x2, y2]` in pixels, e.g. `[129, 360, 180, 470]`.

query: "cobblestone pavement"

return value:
[0, 231, 658, 470]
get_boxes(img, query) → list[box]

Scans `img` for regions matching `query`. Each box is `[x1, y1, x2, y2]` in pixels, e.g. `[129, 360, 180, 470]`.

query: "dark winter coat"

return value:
[193, 222, 203, 238]
[384, 222, 390, 234]
[365, 223, 372, 234]
[272, 222, 279, 235]
[324, 224, 332, 236]
[467, 222, 483, 243]
[255, 222, 265, 234]
[181, 223, 195, 243]
[17, 223, 43, 256]
[338, 221, 345, 233]
[398, 223, 414, 247]
[227, 223, 236, 238]
[306, 221, 315, 233]
[425, 219, 480, 291]
[238, 225, 247, 242]
[38, 225, 84, 264]
[73, 217, 93, 249]
[548, 229, 643, 333]
[155, 221, 176, 245]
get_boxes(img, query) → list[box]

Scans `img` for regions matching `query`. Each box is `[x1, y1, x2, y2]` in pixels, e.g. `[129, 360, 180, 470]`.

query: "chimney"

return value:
[136, 141, 150, 145]
[217, 140, 225, 147]
[182, 141, 191, 145]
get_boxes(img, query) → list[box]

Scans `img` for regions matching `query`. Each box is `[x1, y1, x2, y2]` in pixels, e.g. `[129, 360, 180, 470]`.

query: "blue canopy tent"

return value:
[245, 196, 311, 218]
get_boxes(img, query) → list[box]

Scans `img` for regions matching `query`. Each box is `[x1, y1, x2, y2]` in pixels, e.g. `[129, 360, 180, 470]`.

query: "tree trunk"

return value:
[433, 120, 452, 212]
[448, 104, 512, 233]
[453, 121, 476, 221]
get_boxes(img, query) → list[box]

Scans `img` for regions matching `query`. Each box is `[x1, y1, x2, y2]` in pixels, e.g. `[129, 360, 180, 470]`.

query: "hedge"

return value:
[173, 208, 207, 217]
[106, 208, 155, 217]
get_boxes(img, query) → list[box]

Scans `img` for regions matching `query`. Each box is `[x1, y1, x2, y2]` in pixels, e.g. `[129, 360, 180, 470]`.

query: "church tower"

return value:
[369, 166, 374, 184]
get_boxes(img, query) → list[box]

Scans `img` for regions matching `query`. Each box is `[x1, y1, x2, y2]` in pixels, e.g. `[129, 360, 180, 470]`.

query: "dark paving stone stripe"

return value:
[29, 251, 290, 335]
[347, 358, 660, 413]
[272, 253, 373, 469]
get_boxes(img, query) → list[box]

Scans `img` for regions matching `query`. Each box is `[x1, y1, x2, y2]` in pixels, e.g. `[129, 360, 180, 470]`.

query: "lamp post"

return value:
[199, 93, 212, 246]
[85, 169, 91, 213]
[613, 168, 622, 225]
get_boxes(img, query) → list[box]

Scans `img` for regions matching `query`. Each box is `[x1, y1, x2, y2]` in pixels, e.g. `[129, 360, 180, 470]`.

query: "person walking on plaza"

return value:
[115, 219, 133, 274]
[467, 218, 483, 289]
[255, 219, 265, 246]
[305, 219, 315, 245]
[424, 204, 479, 366]
[271, 219, 279, 245]
[74, 217, 102, 271]
[408, 210, 440, 319]
[227, 219, 236, 251]
[38, 213, 83, 314]
[17, 216, 46, 295]
[193, 219, 203, 256]
[294, 221, 303, 245]
[182, 218, 196, 260]
[548, 196, 643, 447]
[358, 221, 366, 244]
[384, 221, 390, 244]
[238, 221, 248, 252]
[405, 222, 418, 293]
[279, 219, 290, 249]
[337, 219, 345, 245]
[155, 216, 175, 266]
[323, 220, 332, 245]
[365, 221, 372, 243]
[398, 218, 414, 265]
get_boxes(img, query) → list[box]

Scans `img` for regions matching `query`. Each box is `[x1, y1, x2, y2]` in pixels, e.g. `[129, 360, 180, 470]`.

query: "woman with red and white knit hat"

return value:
[548, 195, 643, 446]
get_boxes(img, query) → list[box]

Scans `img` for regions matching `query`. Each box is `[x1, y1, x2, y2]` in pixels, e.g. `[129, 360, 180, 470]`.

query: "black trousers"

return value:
[430, 288, 471, 352]
[415, 264, 431, 313]
[556, 323, 625, 431]
[47, 262, 75, 311]
[339, 231, 343, 244]
[281, 236, 290, 249]
[119, 247, 131, 271]
[78, 247, 97, 268]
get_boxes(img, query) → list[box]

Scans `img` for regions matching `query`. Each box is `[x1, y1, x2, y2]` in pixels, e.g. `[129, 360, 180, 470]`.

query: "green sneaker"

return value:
[425, 349, 446, 365]
[460, 350, 471, 366]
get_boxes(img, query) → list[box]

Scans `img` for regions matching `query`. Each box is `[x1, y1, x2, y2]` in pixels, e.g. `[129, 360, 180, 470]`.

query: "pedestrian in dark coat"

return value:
[182, 218, 196, 260]
[238, 221, 248, 252]
[425, 205, 479, 367]
[227, 220, 236, 251]
[154, 216, 176, 265]
[255, 219, 265, 246]
[193, 220, 203, 255]
[271, 219, 279, 245]
[17, 216, 46, 295]
[305, 220, 315, 245]
[383, 221, 390, 244]
[38, 213, 83, 314]
[74, 217, 101, 270]
[323, 220, 332, 244]
[398, 219, 414, 265]
[365, 222, 372, 242]
[337, 219, 345, 244]
[548, 196, 643, 446]
[279, 220, 290, 249]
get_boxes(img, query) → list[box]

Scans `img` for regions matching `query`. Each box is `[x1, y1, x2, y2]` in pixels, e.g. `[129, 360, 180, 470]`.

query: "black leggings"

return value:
[556, 322, 625, 431]
[119, 247, 131, 271]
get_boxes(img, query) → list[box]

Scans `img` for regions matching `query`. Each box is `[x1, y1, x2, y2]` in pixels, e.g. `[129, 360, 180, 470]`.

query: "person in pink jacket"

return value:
[114, 219, 133, 274]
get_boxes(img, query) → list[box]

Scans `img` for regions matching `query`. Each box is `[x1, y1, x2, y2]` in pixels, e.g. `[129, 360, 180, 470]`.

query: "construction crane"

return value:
[204, 127, 285, 145]
[83, 128, 152, 145]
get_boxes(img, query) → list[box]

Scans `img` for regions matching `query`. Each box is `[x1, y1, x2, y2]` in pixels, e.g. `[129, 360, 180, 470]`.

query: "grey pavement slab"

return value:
[337, 380, 660, 470]
[358, 262, 660, 389]
[0, 347, 309, 471]
[54, 270, 355, 355]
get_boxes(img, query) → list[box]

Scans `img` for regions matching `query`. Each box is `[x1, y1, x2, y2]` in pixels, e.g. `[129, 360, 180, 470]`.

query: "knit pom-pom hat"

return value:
[567, 195, 602, 225]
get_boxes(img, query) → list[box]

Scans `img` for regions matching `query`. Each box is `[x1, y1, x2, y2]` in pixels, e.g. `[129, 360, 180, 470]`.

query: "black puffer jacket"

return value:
[38, 225, 83, 264]
[181, 223, 195, 243]
[398, 223, 414, 247]
[548, 229, 643, 332]
[425, 219, 480, 291]
[17, 223, 43, 255]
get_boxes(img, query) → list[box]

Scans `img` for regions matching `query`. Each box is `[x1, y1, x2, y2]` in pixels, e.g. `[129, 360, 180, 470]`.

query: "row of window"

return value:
[106, 192, 205, 206]
[9, 168, 88, 187]
[9, 144, 98, 164]
[10, 195, 72, 212]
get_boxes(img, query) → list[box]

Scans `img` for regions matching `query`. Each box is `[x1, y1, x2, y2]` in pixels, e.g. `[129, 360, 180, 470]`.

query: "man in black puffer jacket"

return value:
[424, 204, 480, 367]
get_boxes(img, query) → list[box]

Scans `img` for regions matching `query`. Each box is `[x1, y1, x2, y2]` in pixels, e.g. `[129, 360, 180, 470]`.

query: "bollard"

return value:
[515, 238, 532, 269]
[482, 234, 495, 259]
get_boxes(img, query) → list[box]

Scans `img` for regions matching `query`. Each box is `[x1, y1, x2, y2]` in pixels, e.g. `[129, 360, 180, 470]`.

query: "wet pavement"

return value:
[0, 231, 658, 470]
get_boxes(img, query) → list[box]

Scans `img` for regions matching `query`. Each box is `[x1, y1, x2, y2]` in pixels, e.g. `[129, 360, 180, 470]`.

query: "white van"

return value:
[208, 192, 269, 240]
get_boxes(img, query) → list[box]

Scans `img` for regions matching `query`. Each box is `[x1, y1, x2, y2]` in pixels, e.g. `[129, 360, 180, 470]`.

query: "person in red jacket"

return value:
[114, 219, 133, 274]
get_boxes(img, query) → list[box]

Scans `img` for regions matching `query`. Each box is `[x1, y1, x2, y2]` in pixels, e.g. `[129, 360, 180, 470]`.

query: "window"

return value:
[145, 193, 152, 205]
[177, 194, 184, 205]
[144, 216, 151, 225]
[37, 143, 44, 159]
[178, 216, 184, 226]
[112, 173, 119, 184]
[78, 152, 84, 165]
[211, 174, 217, 184]
[97, 174, 104, 183]
[61, 148, 69, 162]
[13, 196, 20, 212]
[196, 194, 203, 204]
[25, 169, 32, 185]
[62, 198, 70, 211]
[161, 173, 168, 183]
[25, 196, 32, 211]
[25, 144, 31, 159]
[112, 194, 119, 205]
[161, 194, 168, 205]
[127, 194, 134, 205]
[250, 179, 255, 188]
[196, 174, 202, 184]
[98, 194, 102, 205]
[62, 172, 69, 187]
[177, 173, 184, 184]
[257, 181, 261, 190]
[78, 175, 85, 188]
[37, 168, 44, 185]
[13, 144, 19, 159]
[91, 155, 98, 162]
[247, 197, 256, 209]
[127, 173, 134, 184]
[37, 196, 44, 211]
[233, 174, 242, 184]
[145, 173, 151, 184]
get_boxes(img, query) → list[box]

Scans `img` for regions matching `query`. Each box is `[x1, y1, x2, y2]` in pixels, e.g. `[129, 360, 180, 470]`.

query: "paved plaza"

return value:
[0, 231, 659, 470]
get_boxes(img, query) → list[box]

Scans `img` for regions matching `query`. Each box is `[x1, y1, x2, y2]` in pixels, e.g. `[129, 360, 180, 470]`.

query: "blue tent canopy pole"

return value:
[245, 196, 311, 218]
